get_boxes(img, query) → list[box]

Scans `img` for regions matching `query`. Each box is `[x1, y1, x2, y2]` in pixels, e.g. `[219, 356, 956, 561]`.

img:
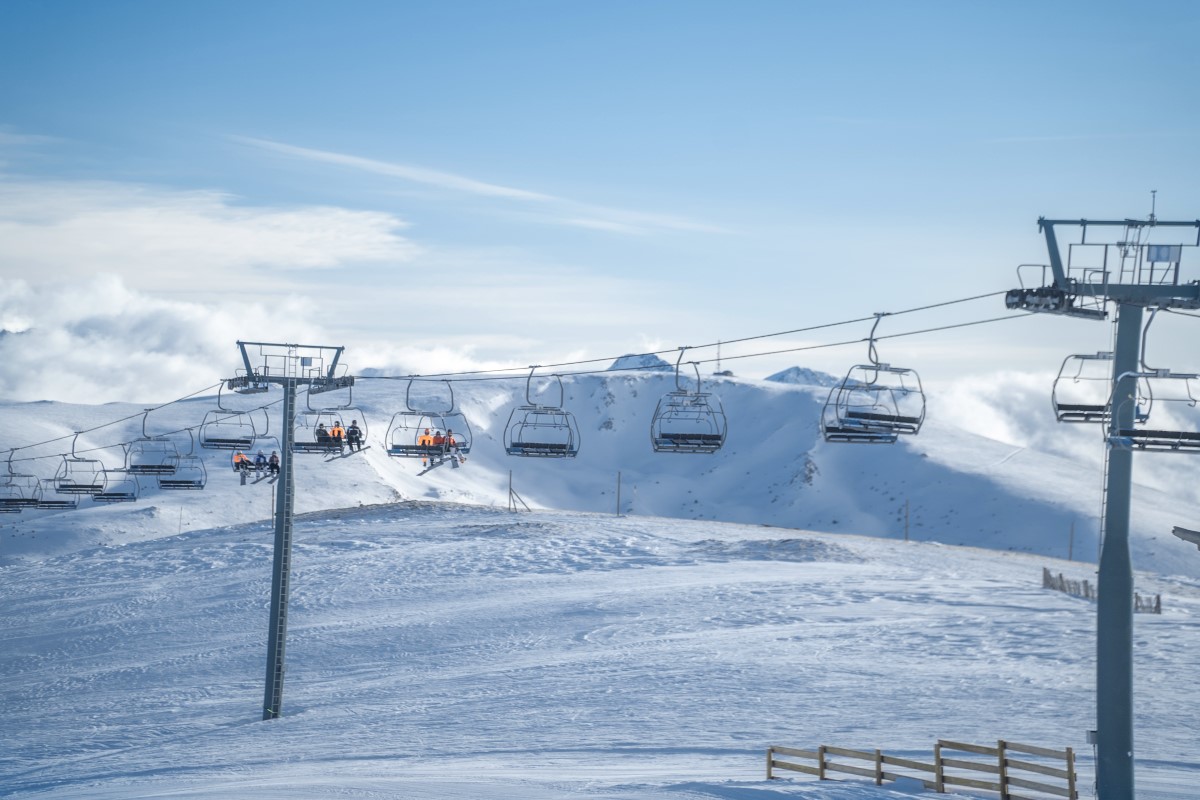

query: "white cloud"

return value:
[0, 178, 418, 289]
[0, 277, 328, 403]
[234, 136, 727, 236]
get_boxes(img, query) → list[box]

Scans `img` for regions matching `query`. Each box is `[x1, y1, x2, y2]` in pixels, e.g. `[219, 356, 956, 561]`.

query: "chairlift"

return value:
[1106, 308, 1200, 452]
[821, 314, 926, 444]
[199, 381, 259, 451]
[1052, 352, 1151, 424]
[53, 434, 106, 494]
[504, 369, 580, 458]
[92, 469, 140, 503]
[35, 479, 79, 510]
[126, 409, 179, 474]
[1108, 372, 1200, 452]
[385, 380, 472, 461]
[158, 430, 208, 490]
[294, 385, 366, 454]
[0, 452, 42, 511]
[650, 350, 727, 454]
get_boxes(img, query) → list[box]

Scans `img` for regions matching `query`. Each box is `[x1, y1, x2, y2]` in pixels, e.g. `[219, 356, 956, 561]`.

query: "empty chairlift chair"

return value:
[0, 453, 42, 512]
[1052, 352, 1128, 423]
[199, 382, 259, 451]
[126, 409, 179, 475]
[650, 352, 727, 454]
[92, 469, 140, 503]
[504, 370, 580, 458]
[821, 314, 926, 444]
[385, 380, 472, 463]
[1106, 308, 1200, 452]
[158, 430, 208, 490]
[54, 434, 106, 494]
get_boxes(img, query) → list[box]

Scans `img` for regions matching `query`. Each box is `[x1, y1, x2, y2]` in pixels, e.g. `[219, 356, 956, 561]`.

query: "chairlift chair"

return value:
[384, 380, 472, 461]
[0, 454, 42, 511]
[35, 479, 79, 510]
[821, 314, 926, 444]
[53, 434, 106, 494]
[126, 409, 179, 474]
[293, 384, 367, 454]
[1107, 371, 1200, 452]
[650, 352, 727, 454]
[1106, 308, 1200, 452]
[158, 430, 208, 490]
[504, 370, 580, 458]
[1051, 352, 1152, 425]
[92, 469, 140, 503]
[199, 382, 259, 450]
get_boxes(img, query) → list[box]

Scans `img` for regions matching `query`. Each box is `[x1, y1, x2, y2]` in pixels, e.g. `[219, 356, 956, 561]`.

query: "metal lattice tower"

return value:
[1007, 214, 1200, 800]
[226, 341, 353, 721]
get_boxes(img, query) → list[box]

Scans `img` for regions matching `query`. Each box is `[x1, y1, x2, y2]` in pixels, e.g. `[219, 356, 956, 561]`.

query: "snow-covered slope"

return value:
[3, 370, 1199, 578]
[3, 503, 1198, 798]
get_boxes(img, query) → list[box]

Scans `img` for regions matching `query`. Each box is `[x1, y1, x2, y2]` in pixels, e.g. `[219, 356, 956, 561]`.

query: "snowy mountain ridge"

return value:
[2, 367, 1198, 578]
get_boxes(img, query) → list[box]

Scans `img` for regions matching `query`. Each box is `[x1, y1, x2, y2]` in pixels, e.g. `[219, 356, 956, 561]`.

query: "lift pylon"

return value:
[1008, 213, 1200, 800]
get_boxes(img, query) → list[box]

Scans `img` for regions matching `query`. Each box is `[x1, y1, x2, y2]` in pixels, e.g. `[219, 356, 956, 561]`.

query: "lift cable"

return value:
[359, 290, 1011, 382]
[3, 291, 1020, 464]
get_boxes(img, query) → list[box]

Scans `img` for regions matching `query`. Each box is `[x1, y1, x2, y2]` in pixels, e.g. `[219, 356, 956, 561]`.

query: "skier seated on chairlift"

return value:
[416, 427, 434, 466]
[315, 423, 331, 444]
[446, 428, 466, 464]
[268, 451, 280, 475]
[254, 450, 268, 475]
[232, 451, 253, 473]
[347, 420, 364, 452]
[329, 421, 346, 452]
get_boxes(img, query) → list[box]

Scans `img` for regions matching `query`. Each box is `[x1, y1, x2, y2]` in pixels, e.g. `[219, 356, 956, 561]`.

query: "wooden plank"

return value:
[824, 762, 878, 780]
[1006, 757, 1070, 779]
[1007, 775, 1073, 797]
[939, 739, 999, 756]
[942, 756, 1000, 774]
[942, 773, 1002, 792]
[769, 760, 820, 777]
[770, 746, 819, 760]
[881, 755, 936, 772]
[825, 746, 877, 760]
[1006, 741, 1070, 759]
[1009, 792, 1073, 800]
[881, 770, 938, 790]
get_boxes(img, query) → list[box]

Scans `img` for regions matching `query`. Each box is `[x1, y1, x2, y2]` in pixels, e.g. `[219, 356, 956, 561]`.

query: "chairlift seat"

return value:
[36, 498, 79, 509]
[822, 425, 899, 444]
[1111, 429, 1200, 451]
[200, 435, 256, 450]
[292, 440, 344, 454]
[505, 441, 575, 456]
[843, 410, 922, 427]
[653, 431, 725, 454]
[158, 477, 206, 490]
[92, 491, 138, 503]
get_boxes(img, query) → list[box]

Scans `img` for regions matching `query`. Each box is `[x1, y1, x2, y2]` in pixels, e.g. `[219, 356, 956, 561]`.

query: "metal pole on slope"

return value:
[1096, 302, 1141, 798]
[616, 471, 621, 517]
[263, 377, 296, 720]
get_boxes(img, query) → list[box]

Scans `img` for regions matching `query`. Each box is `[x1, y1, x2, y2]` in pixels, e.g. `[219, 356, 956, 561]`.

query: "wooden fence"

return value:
[1042, 567, 1161, 613]
[767, 739, 1077, 800]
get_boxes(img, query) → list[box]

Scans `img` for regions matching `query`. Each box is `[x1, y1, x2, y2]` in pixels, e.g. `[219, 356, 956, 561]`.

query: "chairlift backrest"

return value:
[504, 369, 580, 458]
[651, 355, 728, 453]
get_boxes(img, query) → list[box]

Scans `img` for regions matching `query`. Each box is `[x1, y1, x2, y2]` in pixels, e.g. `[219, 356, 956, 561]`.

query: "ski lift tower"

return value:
[228, 340, 353, 721]
[1007, 211, 1200, 799]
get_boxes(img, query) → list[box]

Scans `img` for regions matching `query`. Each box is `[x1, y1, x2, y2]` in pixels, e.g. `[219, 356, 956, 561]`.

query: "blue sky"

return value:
[2, 1, 1199, 400]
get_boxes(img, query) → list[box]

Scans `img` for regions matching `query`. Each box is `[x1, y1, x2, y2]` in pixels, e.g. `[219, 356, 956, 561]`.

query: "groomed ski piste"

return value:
[3, 367, 1200, 798]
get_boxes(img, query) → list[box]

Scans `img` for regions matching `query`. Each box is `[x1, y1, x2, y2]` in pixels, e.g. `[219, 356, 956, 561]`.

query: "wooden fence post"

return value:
[934, 741, 944, 792]
[766, 746, 773, 780]
[1066, 747, 1077, 800]
[818, 745, 827, 780]
[998, 739, 1008, 800]
[874, 748, 883, 785]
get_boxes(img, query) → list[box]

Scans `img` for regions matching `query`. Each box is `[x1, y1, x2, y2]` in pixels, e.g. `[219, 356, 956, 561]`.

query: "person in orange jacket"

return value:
[329, 422, 346, 453]
[232, 451, 252, 472]
[417, 428, 434, 466]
